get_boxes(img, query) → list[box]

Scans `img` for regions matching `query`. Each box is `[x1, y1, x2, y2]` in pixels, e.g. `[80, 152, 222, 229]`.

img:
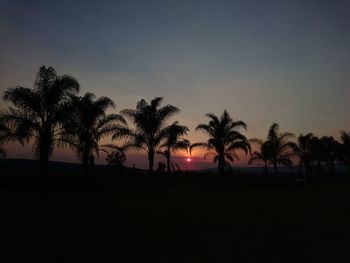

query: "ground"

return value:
[1, 179, 350, 262]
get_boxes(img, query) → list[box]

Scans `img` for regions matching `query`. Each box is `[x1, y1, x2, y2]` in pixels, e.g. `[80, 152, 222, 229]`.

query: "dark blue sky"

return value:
[1, 0, 350, 166]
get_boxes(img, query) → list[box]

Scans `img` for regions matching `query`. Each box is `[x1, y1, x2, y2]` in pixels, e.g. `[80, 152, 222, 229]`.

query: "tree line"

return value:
[0, 66, 349, 178]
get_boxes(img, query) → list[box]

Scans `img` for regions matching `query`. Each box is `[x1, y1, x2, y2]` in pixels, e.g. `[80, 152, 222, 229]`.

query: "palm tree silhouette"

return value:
[103, 144, 127, 168]
[121, 97, 179, 174]
[320, 136, 340, 174]
[63, 93, 126, 180]
[157, 121, 190, 175]
[0, 66, 79, 177]
[265, 123, 294, 174]
[293, 133, 315, 175]
[0, 148, 5, 158]
[309, 136, 325, 174]
[339, 131, 350, 172]
[0, 121, 9, 158]
[248, 139, 273, 174]
[191, 110, 250, 175]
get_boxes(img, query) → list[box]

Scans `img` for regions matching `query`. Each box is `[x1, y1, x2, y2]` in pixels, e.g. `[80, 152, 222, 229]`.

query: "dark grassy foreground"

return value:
[1, 175, 350, 262]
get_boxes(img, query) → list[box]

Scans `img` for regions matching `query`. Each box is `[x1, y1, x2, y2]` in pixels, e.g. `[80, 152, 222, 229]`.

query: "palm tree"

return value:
[310, 136, 324, 173]
[103, 144, 127, 169]
[157, 121, 190, 175]
[0, 148, 5, 159]
[0, 121, 9, 158]
[293, 133, 315, 175]
[248, 139, 273, 174]
[320, 136, 340, 174]
[339, 131, 350, 172]
[0, 66, 79, 177]
[121, 97, 179, 174]
[191, 110, 250, 175]
[63, 93, 126, 180]
[265, 123, 295, 174]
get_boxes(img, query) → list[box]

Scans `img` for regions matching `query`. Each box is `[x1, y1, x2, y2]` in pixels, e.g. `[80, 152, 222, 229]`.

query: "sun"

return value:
[186, 157, 191, 162]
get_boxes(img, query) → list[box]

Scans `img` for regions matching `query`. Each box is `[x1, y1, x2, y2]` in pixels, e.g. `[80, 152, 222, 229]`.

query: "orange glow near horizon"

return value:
[186, 157, 191, 163]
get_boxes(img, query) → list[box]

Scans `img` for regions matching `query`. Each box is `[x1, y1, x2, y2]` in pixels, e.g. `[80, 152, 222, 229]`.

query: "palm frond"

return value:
[190, 142, 211, 154]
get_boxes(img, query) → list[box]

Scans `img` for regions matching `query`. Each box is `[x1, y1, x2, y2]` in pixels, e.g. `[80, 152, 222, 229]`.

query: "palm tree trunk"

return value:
[218, 153, 225, 175]
[298, 163, 302, 175]
[39, 147, 50, 180]
[273, 158, 278, 174]
[148, 150, 154, 174]
[39, 155, 48, 180]
[330, 160, 335, 174]
[83, 151, 89, 182]
[38, 133, 52, 181]
[304, 162, 310, 175]
[166, 156, 171, 175]
[264, 162, 268, 174]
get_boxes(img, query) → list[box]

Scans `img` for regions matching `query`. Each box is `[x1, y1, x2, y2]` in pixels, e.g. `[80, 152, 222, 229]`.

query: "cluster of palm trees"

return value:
[0, 66, 349, 178]
[249, 124, 350, 174]
[0, 66, 192, 178]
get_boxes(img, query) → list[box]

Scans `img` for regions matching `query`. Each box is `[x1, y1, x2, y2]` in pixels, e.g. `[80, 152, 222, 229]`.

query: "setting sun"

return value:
[186, 158, 191, 162]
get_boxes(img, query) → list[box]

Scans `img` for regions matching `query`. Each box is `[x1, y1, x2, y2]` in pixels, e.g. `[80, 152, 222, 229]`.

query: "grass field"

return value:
[1, 179, 350, 262]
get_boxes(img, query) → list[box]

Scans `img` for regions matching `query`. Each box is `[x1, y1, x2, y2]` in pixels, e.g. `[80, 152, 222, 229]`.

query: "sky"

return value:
[1, 0, 350, 169]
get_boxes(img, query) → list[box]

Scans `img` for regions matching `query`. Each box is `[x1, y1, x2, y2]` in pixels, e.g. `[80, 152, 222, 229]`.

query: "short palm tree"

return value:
[103, 144, 127, 168]
[0, 66, 79, 177]
[248, 139, 273, 174]
[293, 133, 315, 175]
[191, 110, 250, 175]
[63, 93, 126, 180]
[157, 121, 190, 174]
[121, 97, 179, 174]
[265, 123, 295, 173]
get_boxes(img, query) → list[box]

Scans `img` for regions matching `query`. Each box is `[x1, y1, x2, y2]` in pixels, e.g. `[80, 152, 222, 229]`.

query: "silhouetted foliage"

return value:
[309, 136, 325, 173]
[320, 136, 340, 174]
[106, 150, 126, 167]
[293, 133, 315, 175]
[0, 66, 79, 177]
[157, 161, 166, 174]
[121, 97, 179, 174]
[191, 110, 250, 175]
[248, 139, 273, 174]
[0, 121, 8, 158]
[62, 92, 126, 180]
[260, 123, 295, 174]
[339, 131, 350, 172]
[157, 121, 190, 175]
[104, 144, 126, 173]
[0, 66, 348, 177]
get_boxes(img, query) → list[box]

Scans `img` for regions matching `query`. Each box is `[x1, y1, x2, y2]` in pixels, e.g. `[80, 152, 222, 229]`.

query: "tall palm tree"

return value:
[265, 123, 295, 174]
[0, 66, 79, 177]
[63, 93, 126, 180]
[191, 110, 250, 175]
[293, 133, 315, 175]
[121, 97, 179, 174]
[339, 131, 350, 172]
[248, 139, 273, 174]
[157, 121, 190, 175]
